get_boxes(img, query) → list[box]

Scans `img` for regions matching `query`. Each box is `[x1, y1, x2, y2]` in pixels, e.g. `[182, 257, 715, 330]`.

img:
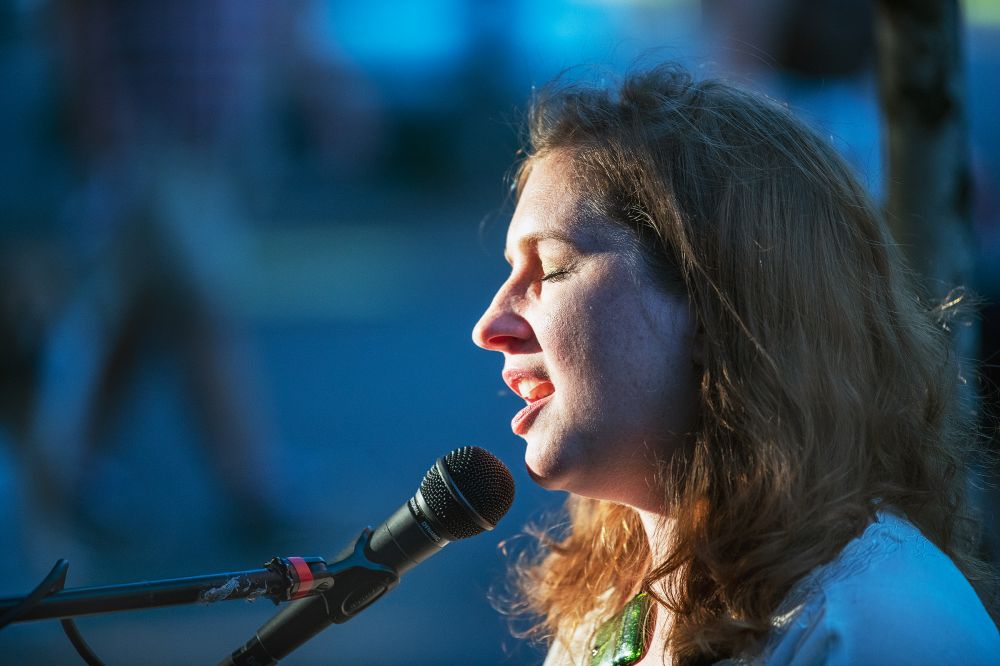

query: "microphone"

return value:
[223, 446, 515, 665]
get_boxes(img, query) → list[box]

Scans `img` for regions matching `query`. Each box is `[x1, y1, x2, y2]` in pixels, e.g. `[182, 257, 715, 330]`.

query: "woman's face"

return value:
[472, 153, 700, 511]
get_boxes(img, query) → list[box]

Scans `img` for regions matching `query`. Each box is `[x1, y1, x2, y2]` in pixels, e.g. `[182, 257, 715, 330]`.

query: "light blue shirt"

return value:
[730, 511, 1000, 665]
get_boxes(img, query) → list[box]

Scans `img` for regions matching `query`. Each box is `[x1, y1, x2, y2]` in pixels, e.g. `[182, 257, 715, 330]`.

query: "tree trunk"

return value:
[876, 0, 993, 559]
[876, 0, 973, 296]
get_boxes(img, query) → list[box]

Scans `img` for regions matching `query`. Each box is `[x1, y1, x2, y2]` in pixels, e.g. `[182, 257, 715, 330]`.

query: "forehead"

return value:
[506, 154, 606, 252]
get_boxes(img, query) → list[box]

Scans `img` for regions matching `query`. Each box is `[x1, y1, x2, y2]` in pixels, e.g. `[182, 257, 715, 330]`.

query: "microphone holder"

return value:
[223, 529, 401, 664]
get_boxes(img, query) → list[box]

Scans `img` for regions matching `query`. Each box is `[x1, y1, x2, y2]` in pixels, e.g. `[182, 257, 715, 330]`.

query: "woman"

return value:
[472, 65, 999, 665]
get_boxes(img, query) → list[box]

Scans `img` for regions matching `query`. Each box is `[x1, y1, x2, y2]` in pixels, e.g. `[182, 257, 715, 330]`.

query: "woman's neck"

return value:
[633, 508, 676, 665]
[635, 508, 675, 564]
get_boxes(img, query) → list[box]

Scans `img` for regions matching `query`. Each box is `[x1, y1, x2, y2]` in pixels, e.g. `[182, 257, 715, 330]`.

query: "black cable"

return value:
[60, 618, 104, 666]
[0, 559, 68, 630]
[0, 559, 105, 665]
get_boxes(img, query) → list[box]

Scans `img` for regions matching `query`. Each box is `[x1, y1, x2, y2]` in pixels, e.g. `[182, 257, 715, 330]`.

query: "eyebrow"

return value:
[503, 215, 601, 264]
[503, 229, 588, 265]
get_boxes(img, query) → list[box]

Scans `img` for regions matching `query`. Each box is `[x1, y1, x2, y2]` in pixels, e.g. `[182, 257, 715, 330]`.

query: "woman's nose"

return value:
[472, 289, 535, 353]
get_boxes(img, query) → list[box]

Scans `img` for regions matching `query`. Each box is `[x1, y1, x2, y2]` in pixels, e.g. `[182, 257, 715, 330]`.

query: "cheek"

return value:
[538, 296, 592, 372]
[575, 288, 651, 374]
[551, 289, 648, 412]
[583, 290, 696, 424]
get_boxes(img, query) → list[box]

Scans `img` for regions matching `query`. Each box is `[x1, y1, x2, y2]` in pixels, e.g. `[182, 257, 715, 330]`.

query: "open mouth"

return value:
[502, 369, 555, 403]
[513, 377, 555, 403]
[503, 370, 555, 435]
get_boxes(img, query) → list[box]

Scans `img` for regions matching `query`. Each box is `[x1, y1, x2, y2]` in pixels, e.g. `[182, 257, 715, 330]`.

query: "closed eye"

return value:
[541, 268, 571, 283]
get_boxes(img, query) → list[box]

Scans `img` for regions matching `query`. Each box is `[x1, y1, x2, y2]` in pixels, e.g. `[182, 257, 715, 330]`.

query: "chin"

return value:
[524, 463, 565, 490]
[523, 445, 573, 490]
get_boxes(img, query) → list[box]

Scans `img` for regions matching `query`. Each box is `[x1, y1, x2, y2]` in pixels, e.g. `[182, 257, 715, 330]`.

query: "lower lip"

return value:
[511, 393, 554, 435]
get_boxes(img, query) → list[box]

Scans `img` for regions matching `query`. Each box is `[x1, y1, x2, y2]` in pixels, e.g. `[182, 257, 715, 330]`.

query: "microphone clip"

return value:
[263, 528, 399, 619]
[225, 530, 401, 665]
[308, 527, 400, 622]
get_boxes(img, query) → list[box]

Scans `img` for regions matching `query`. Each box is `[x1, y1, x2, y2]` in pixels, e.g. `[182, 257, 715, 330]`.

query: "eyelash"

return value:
[540, 268, 570, 283]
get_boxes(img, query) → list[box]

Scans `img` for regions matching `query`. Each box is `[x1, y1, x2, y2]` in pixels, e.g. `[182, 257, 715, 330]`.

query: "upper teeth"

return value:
[517, 378, 553, 401]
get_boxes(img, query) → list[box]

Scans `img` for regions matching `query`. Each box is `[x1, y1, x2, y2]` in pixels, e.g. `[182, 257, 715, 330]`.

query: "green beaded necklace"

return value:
[589, 593, 655, 666]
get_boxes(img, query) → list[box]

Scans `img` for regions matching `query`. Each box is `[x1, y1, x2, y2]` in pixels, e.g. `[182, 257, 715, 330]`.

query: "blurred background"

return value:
[0, 0, 998, 663]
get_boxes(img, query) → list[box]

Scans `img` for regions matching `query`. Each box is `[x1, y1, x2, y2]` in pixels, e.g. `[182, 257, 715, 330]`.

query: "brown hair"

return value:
[503, 64, 993, 663]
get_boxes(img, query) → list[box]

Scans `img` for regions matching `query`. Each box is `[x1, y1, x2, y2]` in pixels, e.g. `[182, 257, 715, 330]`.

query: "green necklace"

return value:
[589, 593, 654, 666]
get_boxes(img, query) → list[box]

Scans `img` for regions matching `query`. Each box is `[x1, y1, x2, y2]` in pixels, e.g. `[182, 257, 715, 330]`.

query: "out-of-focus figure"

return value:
[1, 0, 289, 545]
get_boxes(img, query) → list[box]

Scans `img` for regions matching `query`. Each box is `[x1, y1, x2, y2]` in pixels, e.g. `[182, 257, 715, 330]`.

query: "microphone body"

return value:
[223, 447, 514, 665]
[366, 485, 455, 576]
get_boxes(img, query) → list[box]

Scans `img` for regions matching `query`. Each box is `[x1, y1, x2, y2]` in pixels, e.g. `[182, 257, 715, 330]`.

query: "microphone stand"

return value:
[0, 530, 398, 664]
[0, 557, 325, 622]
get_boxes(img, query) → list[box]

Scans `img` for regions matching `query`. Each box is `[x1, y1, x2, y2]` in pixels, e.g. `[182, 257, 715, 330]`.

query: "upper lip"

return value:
[501, 368, 555, 403]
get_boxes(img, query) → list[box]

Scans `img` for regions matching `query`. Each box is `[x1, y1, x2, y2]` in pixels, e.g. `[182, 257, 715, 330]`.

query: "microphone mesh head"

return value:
[419, 446, 515, 540]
